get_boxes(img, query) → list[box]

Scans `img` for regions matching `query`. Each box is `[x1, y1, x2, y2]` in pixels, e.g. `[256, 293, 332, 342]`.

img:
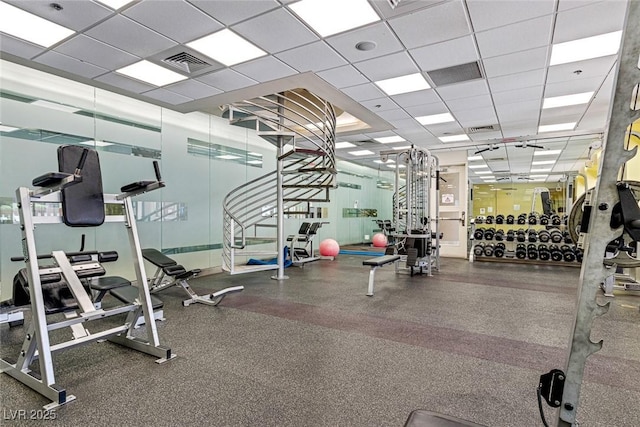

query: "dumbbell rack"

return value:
[471, 214, 581, 267]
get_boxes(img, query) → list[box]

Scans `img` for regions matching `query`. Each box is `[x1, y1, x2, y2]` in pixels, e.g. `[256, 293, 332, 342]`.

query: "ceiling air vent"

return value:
[466, 124, 501, 134]
[427, 61, 484, 86]
[162, 52, 211, 74]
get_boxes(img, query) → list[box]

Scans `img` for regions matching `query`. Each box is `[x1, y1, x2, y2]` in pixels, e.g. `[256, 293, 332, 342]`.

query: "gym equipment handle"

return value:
[153, 160, 162, 182]
[74, 148, 90, 175]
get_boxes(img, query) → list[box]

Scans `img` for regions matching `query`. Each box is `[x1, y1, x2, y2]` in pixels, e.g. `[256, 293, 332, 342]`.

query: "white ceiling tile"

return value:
[488, 69, 546, 93]
[353, 51, 418, 81]
[34, 51, 108, 78]
[94, 72, 156, 94]
[543, 76, 605, 98]
[388, 119, 432, 134]
[163, 79, 222, 99]
[553, 0, 627, 43]
[409, 36, 478, 72]
[86, 15, 177, 57]
[143, 88, 192, 105]
[404, 102, 449, 117]
[391, 89, 441, 108]
[233, 56, 297, 82]
[197, 69, 259, 91]
[469, 131, 503, 141]
[0, 34, 46, 59]
[317, 65, 369, 89]
[359, 97, 400, 112]
[376, 108, 411, 122]
[233, 8, 318, 53]
[188, 0, 280, 26]
[54, 35, 140, 69]
[5, 0, 112, 31]
[437, 80, 489, 101]
[475, 15, 553, 58]
[453, 108, 498, 127]
[493, 86, 544, 106]
[275, 41, 347, 72]
[546, 55, 616, 84]
[501, 124, 538, 137]
[124, 0, 224, 44]
[395, 127, 437, 140]
[446, 94, 494, 112]
[326, 22, 403, 63]
[540, 107, 585, 122]
[388, 0, 471, 49]
[466, 0, 555, 32]
[369, 0, 445, 20]
[342, 83, 386, 102]
[427, 122, 464, 135]
[482, 47, 548, 78]
[496, 99, 541, 122]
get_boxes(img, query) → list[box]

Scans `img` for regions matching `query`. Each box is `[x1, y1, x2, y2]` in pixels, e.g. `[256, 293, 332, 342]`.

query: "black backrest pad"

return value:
[58, 145, 105, 227]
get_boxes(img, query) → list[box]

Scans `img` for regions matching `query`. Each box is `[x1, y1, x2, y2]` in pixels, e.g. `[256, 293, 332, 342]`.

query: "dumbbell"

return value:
[494, 229, 505, 241]
[538, 230, 550, 243]
[539, 214, 549, 225]
[549, 244, 563, 261]
[473, 228, 485, 240]
[551, 215, 561, 226]
[483, 228, 495, 240]
[506, 214, 515, 225]
[528, 230, 538, 242]
[494, 243, 506, 258]
[538, 244, 551, 261]
[473, 243, 485, 257]
[528, 213, 538, 225]
[485, 215, 494, 224]
[517, 214, 527, 225]
[561, 245, 576, 262]
[550, 230, 563, 243]
[515, 243, 527, 259]
[527, 243, 538, 260]
[575, 248, 583, 263]
[495, 214, 505, 224]
[506, 230, 515, 242]
[483, 244, 495, 257]
[476, 216, 484, 224]
[516, 229, 526, 242]
[563, 231, 573, 244]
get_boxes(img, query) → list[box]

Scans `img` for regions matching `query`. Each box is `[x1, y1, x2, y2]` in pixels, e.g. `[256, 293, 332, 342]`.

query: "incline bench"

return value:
[363, 253, 401, 296]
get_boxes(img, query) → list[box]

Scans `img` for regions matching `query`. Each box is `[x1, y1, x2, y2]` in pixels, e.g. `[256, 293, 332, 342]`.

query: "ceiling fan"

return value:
[474, 144, 500, 155]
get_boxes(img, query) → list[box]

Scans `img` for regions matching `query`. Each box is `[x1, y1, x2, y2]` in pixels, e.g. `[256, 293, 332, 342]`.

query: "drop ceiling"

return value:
[0, 0, 630, 183]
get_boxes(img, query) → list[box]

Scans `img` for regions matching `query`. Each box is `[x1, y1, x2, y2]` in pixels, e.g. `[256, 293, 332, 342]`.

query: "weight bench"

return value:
[363, 253, 401, 296]
[142, 248, 243, 307]
[110, 285, 165, 328]
[404, 410, 486, 427]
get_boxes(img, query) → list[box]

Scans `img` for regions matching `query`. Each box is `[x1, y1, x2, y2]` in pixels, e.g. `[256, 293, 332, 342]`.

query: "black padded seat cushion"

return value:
[110, 286, 163, 310]
[142, 248, 177, 268]
[362, 255, 400, 266]
[13, 268, 91, 315]
[58, 145, 105, 227]
[404, 410, 486, 427]
[90, 276, 130, 291]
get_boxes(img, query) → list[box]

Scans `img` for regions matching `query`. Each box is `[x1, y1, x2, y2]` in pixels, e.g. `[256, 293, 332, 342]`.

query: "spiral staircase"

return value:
[221, 89, 337, 276]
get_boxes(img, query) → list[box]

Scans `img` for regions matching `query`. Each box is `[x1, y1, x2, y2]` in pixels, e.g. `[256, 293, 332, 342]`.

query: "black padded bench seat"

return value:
[404, 410, 486, 427]
[110, 286, 164, 310]
[363, 255, 401, 296]
[142, 248, 176, 268]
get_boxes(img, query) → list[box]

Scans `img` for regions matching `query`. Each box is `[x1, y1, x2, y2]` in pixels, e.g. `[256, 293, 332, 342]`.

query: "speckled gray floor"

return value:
[1, 256, 639, 426]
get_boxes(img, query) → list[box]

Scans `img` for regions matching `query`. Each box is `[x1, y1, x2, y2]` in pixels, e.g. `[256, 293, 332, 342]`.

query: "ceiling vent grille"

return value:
[427, 61, 484, 86]
[162, 52, 211, 74]
[466, 124, 501, 134]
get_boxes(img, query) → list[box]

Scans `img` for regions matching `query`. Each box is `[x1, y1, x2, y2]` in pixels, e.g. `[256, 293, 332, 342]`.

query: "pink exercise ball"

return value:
[319, 238, 340, 257]
[372, 233, 388, 248]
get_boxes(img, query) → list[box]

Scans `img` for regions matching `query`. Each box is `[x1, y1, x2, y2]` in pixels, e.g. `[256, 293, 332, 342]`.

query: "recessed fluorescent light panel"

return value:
[469, 164, 488, 169]
[187, 29, 266, 66]
[467, 155, 483, 161]
[538, 123, 576, 133]
[392, 145, 412, 150]
[531, 168, 552, 173]
[550, 31, 622, 65]
[0, 124, 20, 132]
[532, 160, 556, 165]
[289, 0, 380, 37]
[387, 164, 406, 168]
[31, 100, 81, 113]
[475, 171, 493, 175]
[543, 92, 594, 109]
[374, 136, 405, 144]
[439, 134, 469, 143]
[95, 0, 135, 10]
[349, 149, 375, 156]
[530, 175, 549, 178]
[335, 141, 357, 149]
[534, 149, 562, 156]
[0, 2, 75, 47]
[81, 140, 114, 147]
[374, 73, 430, 96]
[217, 154, 241, 160]
[116, 60, 187, 86]
[416, 112, 455, 125]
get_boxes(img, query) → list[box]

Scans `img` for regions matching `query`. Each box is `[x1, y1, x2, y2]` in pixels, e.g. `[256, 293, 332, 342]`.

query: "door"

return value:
[435, 165, 468, 258]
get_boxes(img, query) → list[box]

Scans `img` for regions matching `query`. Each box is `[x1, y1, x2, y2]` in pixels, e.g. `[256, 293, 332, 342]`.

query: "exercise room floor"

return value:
[1, 256, 639, 426]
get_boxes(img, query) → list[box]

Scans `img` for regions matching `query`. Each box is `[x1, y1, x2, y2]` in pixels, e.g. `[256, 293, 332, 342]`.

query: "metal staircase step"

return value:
[257, 131, 295, 147]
